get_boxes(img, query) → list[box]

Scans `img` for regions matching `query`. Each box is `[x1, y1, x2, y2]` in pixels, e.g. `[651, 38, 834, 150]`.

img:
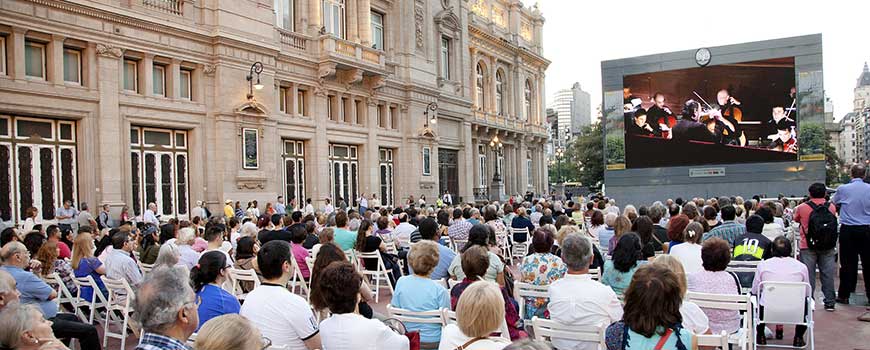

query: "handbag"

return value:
[453, 337, 486, 350]
[405, 331, 421, 350]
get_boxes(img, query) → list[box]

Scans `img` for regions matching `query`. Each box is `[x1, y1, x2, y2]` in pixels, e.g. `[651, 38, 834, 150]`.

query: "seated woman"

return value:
[311, 227, 335, 257]
[633, 216, 662, 259]
[601, 233, 645, 295]
[450, 246, 525, 341]
[232, 236, 261, 293]
[593, 212, 614, 251]
[669, 222, 704, 274]
[652, 255, 710, 335]
[137, 225, 161, 265]
[519, 228, 567, 320]
[0, 303, 68, 350]
[196, 314, 267, 350]
[607, 216, 631, 255]
[553, 225, 604, 270]
[192, 251, 240, 331]
[71, 231, 107, 302]
[355, 219, 401, 286]
[318, 261, 409, 350]
[447, 224, 505, 286]
[35, 241, 77, 295]
[510, 207, 535, 243]
[153, 243, 180, 270]
[391, 240, 450, 348]
[289, 225, 311, 280]
[687, 237, 742, 335]
[439, 281, 512, 350]
[605, 264, 696, 350]
[665, 214, 690, 253]
[310, 243, 374, 320]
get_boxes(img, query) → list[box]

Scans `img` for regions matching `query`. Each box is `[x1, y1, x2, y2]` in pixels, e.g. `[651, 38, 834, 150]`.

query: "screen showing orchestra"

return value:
[621, 57, 798, 168]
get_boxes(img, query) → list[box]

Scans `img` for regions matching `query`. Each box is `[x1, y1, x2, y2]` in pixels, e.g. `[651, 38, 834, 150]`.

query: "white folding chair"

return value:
[100, 277, 137, 350]
[434, 279, 449, 289]
[687, 291, 754, 350]
[228, 267, 261, 301]
[447, 278, 461, 289]
[727, 260, 762, 294]
[304, 255, 316, 274]
[530, 317, 606, 349]
[386, 305, 445, 335]
[72, 275, 108, 324]
[696, 330, 730, 348]
[510, 228, 530, 263]
[44, 273, 80, 318]
[496, 232, 511, 259]
[442, 309, 511, 341]
[289, 255, 311, 301]
[514, 281, 549, 320]
[588, 267, 600, 281]
[344, 249, 359, 270]
[138, 261, 154, 274]
[354, 250, 394, 303]
[752, 281, 814, 350]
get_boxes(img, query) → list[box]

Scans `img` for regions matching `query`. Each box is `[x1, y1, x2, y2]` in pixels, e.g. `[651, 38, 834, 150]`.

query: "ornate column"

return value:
[347, 0, 359, 42]
[308, 0, 323, 36]
[359, 0, 373, 46]
[10, 27, 26, 80]
[48, 34, 65, 85]
[94, 44, 126, 207]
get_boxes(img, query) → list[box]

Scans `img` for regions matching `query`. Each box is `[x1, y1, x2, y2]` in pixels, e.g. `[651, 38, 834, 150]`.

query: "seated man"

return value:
[751, 236, 810, 347]
[548, 234, 623, 350]
[133, 266, 198, 350]
[1, 243, 101, 349]
[240, 241, 322, 349]
[732, 215, 772, 289]
[703, 205, 745, 247]
[104, 230, 144, 305]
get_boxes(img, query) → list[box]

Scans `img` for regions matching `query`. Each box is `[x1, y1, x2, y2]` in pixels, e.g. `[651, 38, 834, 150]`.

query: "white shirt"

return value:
[240, 285, 319, 349]
[22, 217, 38, 233]
[323, 204, 335, 215]
[548, 273, 623, 350]
[392, 223, 417, 248]
[670, 243, 703, 275]
[680, 300, 709, 334]
[437, 324, 509, 350]
[143, 209, 159, 225]
[304, 204, 315, 215]
[319, 313, 409, 350]
[359, 197, 369, 208]
[191, 206, 205, 220]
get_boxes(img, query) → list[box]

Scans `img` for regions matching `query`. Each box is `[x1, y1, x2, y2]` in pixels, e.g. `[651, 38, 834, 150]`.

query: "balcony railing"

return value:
[319, 36, 386, 72]
[142, 0, 183, 15]
[278, 29, 308, 51]
[471, 111, 548, 137]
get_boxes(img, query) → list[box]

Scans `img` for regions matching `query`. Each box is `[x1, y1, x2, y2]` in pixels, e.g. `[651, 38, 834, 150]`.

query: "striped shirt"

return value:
[702, 220, 745, 247]
[135, 333, 191, 350]
[105, 249, 143, 304]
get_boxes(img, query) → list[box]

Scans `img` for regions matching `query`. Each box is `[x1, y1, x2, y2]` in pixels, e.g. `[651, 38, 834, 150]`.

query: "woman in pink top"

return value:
[687, 238, 742, 334]
[289, 225, 310, 279]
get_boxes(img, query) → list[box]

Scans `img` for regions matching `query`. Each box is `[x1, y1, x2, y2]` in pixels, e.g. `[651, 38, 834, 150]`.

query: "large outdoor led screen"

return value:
[620, 57, 801, 168]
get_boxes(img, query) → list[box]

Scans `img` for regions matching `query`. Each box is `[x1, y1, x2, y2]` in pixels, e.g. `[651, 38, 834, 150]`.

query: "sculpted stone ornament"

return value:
[202, 64, 217, 76]
[95, 44, 123, 59]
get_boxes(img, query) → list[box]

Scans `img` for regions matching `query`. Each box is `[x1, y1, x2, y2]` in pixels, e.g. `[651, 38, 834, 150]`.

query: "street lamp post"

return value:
[246, 61, 264, 100]
[424, 102, 438, 127]
[489, 135, 504, 201]
[555, 147, 564, 183]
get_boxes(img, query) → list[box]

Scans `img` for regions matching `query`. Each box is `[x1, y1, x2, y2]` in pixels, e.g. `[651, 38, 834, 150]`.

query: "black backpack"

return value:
[806, 201, 838, 250]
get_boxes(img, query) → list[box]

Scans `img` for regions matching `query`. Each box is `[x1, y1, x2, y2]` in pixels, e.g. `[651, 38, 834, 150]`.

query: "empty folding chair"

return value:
[227, 267, 261, 301]
[100, 276, 137, 350]
[752, 281, 814, 350]
[531, 317, 606, 350]
[354, 250, 394, 303]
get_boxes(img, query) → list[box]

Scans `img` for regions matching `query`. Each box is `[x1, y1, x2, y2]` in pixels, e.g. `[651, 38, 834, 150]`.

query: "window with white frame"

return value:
[153, 65, 166, 96]
[422, 147, 431, 176]
[275, 0, 295, 31]
[496, 70, 505, 115]
[476, 63, 486, 110]
[323, 0, 346, 38]
[478, 145, 487, 187]
[180, 69, 192, 100]
[440, 36, 451, 79]
[62, 48, 81, 85]
[379, 148, 394, 207]
[123, 59, 138, 92]
[524, 79, 533, 121]
[24, 41, 46, 79]
[0, 36, 6, 75]
[329, 144, 358, 206]
[371, 11, 384, 50]
[526, 157, 532, 188]
[279, 86, 289, 113]
[130, 126, 189, 218]
[283, 140, 305, 208]
[297, 88, 308, 116]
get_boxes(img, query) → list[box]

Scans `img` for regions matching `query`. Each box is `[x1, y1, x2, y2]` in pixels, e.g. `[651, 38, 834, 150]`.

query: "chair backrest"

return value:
[101, 276, 135, 311]
[228, 267, 261, 297]
[511, 227, 529, 240]
[442, 308, 510, 341]
[514, 282, 549, 320]
[695, 330, 729, 348]
[531, 317, 605, 346]
[72, 275, 108, 304]
[686, 291, 751, 313]
[588, 268, 600, 281]
[139, 262, 154, 274]
[757, 281, 811, 325]
[354, 250, 387, 273]
[45, 273, 75, 307]
[386, 305, 445, 326]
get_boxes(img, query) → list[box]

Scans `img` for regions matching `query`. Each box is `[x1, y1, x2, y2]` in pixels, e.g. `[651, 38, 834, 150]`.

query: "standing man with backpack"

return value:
[793, 183, 838, 311]
[832, 165, 870, 306]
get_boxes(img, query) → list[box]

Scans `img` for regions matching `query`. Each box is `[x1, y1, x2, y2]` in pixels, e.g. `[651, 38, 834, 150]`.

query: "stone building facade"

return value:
[0, 0, 549, 223]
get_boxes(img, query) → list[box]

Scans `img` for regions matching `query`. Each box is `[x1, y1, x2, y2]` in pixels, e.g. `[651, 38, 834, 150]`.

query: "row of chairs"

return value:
[386, 306, 512, 342]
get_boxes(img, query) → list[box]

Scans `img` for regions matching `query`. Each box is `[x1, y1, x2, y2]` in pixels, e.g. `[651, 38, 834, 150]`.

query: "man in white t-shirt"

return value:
[548, 234, 623, 350]
[391, 212, 417, 249]
[240, 241, 321, 349]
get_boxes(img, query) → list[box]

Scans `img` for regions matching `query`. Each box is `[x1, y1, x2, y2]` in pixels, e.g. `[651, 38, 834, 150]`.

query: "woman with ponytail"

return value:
[191, 251, 240, 330]
[668, 222, 705, 274]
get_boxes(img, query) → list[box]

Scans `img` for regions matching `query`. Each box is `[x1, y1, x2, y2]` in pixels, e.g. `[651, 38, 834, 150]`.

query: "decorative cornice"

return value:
[202, 64, 216, 76]
[95, 43, 124, 59]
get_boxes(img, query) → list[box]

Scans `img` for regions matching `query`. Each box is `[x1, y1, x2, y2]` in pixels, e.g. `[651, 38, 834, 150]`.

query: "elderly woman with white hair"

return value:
[176, 227, 200, 269]
[0, 303, 68, 350]
[153, 243, 181, 270]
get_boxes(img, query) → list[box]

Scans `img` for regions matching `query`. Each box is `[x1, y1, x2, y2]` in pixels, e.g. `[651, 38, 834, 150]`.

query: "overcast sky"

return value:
[537, 0, 870, 122]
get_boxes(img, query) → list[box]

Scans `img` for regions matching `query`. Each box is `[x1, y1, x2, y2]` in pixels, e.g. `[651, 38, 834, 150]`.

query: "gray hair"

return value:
[561, 234, 593, 271]
[80, 202, 89, 211]
[717, 196, 732, 208]
[0, 270, 14, 295]
[153, 243, 180, 269]
[603, 212, 618, 227]
[0, 303, 41, 348]
[176, 227, 195, 245]
[470, 208, 480, 217]
[348, 218, 361, 231]
[240, 222, 258, 237]
[134, 266, 194, 333]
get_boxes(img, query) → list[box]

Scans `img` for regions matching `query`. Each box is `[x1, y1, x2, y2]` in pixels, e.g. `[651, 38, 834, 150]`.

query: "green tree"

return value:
[823, 133, 845, 186]
[552, 123, 604, 189]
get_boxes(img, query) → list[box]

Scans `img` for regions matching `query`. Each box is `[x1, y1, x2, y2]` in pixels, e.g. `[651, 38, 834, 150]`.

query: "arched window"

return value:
[495, 70, 505, 116]
[476, 63, 486, 110]
[524, 79, 533, 121]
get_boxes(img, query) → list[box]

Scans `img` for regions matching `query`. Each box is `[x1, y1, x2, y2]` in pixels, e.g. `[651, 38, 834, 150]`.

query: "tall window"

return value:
[496, 70, 505, 115]
[0, 37, 6, 75]
[180, 69, 192, 100]
[275, 0, 294, 30]
[476, 63, 486, 110]
[478, 145, 487, 187]
[526, 157, 532, 188]
[153, 65, 166, 97]
[524, 80, 533, 121]
[123, 59, 138, 92]
[24, 41, 45, 79]
[283, 140, 305, 208]
[297, 88, 308, 116]
[323, 0, 346, 38]
[130, 127, 188, 219]
[329, 144, 358, 206]
[62, 48, 81, 85]
[440, 36, 451, 79]
[0, 116, 78, 223]
[371, 11, 384, 50]
[422, 147, 431, 176]
[379, 148, 394, 207]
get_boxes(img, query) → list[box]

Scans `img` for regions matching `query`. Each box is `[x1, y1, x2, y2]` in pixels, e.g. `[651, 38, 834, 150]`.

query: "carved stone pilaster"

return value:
[202, 64, 217, 76]
[95, 44, 123, 59]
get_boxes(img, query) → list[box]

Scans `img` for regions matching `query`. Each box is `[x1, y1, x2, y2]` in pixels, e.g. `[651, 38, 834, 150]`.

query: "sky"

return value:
[536, 0, 870, 122]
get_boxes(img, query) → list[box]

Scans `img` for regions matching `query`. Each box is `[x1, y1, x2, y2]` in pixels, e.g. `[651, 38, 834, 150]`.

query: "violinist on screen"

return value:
[647, 92, 677, 135]
[627, 108, 661, 137]
[767, 106, 797, 153]
[715, 89, 746, 146]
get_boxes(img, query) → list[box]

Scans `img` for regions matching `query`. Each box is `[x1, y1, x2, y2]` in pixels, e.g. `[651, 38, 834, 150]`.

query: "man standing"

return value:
[133, 266, 198, 350]
[793, 183, 838, 311]
[358, 194, 368, 215]
[143, 202, 160, 226]
[442, 191, 453, 206]
[274, 196, 287, 216]
[77, 202, 97, 229]
[191, 201, 206, 220]
[55, 200, 78, 234]
[98, 204, 113, 230]
[832, 165, 870, 305]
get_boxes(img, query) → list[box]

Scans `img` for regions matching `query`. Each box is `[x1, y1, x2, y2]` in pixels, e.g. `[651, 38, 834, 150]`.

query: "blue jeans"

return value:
[799, 248, 837, 306]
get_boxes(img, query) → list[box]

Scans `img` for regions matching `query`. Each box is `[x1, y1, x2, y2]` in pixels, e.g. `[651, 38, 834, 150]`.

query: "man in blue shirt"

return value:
[409, 218, 456, 280]
[274, 195, 287, 215]
[832, 164, 870, 304]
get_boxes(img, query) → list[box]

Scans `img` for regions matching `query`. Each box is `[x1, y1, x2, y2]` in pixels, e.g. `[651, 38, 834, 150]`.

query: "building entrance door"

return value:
[438, 149, 458, 201]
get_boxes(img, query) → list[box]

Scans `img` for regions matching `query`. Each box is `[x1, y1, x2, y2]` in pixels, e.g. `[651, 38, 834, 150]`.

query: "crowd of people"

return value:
[0, 164, 868, 350]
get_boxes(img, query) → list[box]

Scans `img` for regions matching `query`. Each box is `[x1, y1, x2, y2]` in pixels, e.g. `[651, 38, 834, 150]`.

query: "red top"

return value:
[58, 241, 71, 259]
[792, 198, 837, 250]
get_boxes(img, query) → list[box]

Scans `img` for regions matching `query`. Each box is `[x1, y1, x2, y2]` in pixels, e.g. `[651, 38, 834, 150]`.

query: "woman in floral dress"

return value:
[519, 228, 566, 320]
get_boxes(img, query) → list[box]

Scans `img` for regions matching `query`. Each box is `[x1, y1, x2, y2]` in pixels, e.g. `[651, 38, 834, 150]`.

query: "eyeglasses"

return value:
[260, 336, 272, 350]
